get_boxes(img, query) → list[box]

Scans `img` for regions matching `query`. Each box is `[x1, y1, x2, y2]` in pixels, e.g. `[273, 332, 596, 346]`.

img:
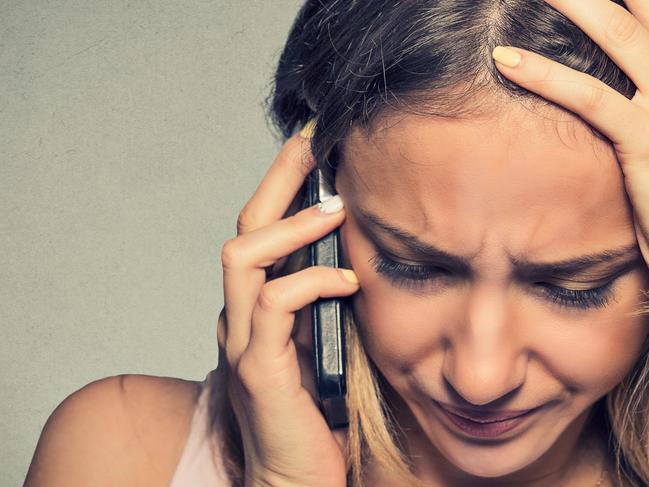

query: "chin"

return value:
[421, 416, 567, 480]
[446, 450, 543, 478]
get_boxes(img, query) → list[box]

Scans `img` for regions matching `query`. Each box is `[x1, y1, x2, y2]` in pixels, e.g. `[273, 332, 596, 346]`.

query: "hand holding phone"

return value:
[217, 134, 358, 487]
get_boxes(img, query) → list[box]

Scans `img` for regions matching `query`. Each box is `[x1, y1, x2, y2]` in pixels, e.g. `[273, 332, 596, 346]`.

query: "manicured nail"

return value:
[317, 194, 344, 214]
[339, 268, 359, 284]
[492, 46, 521, 68]
[300, 118, 317, 139]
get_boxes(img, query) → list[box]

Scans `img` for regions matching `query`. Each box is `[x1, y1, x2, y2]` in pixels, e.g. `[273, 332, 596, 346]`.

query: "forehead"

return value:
[336, 105, 635, 259]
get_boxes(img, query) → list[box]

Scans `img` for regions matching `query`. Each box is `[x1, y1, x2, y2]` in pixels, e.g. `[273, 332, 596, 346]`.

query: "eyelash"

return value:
[368, 252, 616, 310]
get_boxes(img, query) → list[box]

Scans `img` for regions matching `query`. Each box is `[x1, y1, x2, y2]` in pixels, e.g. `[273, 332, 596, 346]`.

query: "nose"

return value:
[442, 281, 527, 406]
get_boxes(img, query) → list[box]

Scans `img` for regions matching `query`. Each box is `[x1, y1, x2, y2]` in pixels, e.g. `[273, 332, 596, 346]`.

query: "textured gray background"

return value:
[1, 1, 303, 484]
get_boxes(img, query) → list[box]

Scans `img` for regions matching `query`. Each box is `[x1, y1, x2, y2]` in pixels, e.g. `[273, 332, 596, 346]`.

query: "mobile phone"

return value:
[303, 168, 348, 429]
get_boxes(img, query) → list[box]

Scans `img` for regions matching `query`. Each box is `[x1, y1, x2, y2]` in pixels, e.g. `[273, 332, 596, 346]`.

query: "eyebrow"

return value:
[355, 206, 642, 280]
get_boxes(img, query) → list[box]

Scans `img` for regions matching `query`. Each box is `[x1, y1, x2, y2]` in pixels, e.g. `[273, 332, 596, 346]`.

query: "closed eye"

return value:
[368, 251, 618, 310]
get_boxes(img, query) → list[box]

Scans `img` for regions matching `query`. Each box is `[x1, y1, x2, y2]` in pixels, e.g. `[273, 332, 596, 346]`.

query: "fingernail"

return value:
[317, 194, 344, 214]
[339, 268, 359, 284]
[492, 46, 521, 68]
[300, 118, 317, 139]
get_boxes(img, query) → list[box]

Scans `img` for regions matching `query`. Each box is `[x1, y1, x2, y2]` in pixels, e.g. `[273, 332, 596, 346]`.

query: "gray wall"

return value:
[1, 1, 303, 484]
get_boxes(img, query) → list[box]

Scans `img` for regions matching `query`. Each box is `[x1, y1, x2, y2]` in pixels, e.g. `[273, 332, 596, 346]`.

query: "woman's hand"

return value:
[216, 128, 358, 487]
[491, 0, 649, 267]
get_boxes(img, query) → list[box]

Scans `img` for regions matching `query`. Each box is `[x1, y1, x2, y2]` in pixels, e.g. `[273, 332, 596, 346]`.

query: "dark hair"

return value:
[214, 2, 646, 486]
[268, 0, 635, 190]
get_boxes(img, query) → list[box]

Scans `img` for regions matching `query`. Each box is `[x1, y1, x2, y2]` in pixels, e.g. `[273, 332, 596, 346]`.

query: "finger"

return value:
[267, 187, 311, 279]
[237, 264, 357, 414]
[237, 132, 316, 236]
[232, 267, 358, 406]
[222, 197, 347, 364]
[624, 0, 649, 30]
[294, 335, 317, 391]
[624, 0, 649, 31]
[491, 46, 649, 153]
[217, 306, 227, 350]
[228, 201, 345, 271]
[541, 0, 649, 93]
[247, 266, 359, 358]
[332, 428, 350, 470]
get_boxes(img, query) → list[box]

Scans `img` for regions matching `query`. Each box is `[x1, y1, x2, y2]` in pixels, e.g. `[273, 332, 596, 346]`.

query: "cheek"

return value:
[341, 221, 452, 367]
[529, 275, 649, 393]
[352, 284, 446, 366]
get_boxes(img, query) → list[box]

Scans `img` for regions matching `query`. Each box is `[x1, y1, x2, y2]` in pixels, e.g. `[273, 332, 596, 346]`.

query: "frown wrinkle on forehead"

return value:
[353, 202, 641, 281]
[336, 107, 637, 267]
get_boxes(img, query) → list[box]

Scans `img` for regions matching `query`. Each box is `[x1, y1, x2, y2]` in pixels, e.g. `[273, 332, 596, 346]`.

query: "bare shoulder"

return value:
[24, 373, 203, 487]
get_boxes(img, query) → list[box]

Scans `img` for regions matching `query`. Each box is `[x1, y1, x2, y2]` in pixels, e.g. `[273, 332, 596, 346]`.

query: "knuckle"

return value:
[582, 85, 606, 112]
[257, 283, 284, 312]
[606, 8, 641, 46]
[220, 238, 245, 270]
[236, 207, 258, 235]
[234, 352, 259, 392]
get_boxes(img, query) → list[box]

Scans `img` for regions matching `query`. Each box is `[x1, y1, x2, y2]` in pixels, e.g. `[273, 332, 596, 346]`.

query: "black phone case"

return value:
[305, 169, 348, 429]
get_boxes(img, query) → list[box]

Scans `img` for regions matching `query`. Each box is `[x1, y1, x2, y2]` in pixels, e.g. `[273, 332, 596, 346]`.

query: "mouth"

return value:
[434, 401, 541, 439]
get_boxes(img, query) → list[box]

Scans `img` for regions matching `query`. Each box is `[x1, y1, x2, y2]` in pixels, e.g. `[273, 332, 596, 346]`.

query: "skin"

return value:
[334, 105, 649, 486]
[24, 1, 649, 486]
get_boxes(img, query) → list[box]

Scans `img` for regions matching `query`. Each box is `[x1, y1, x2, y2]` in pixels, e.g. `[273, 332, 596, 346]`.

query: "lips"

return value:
[434, 401, 540, 438]
[438, 403, 534, 423]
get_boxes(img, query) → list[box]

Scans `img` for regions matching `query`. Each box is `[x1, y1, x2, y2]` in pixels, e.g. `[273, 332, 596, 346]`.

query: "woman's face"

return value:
[335, 105, 649, 482]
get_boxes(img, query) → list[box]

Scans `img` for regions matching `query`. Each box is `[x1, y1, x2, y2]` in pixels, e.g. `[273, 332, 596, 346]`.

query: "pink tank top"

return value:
[169, 370, 231, 486]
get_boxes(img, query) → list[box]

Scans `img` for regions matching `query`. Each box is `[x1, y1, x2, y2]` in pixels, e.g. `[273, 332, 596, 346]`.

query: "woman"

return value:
[24, 0, 649, 486]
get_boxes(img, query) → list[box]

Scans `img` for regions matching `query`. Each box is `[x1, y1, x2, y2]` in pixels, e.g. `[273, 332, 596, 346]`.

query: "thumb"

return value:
[332, 427, 352, 473]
